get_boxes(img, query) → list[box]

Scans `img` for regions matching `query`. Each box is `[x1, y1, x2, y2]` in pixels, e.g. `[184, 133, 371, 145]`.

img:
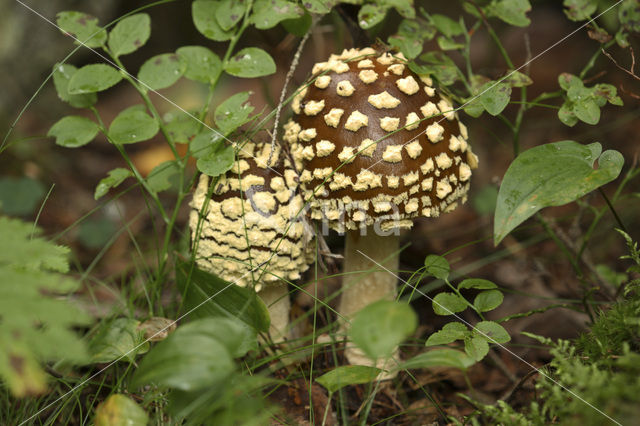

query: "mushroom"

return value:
[284, 47, 478, 366]
[189, 140, 314, 341]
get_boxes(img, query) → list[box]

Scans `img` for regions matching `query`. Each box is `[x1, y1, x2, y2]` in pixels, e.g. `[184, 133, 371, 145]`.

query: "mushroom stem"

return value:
[258, 282, 291, 341]
[339, 228, 399, 320]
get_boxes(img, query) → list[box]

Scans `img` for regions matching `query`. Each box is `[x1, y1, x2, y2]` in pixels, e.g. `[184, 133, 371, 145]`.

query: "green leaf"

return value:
[164, 110, 201, 144]
[385, 0, 415, 19]
[130, 319, 235, 391]
[56, 11, 107, 48]
[424, 255, 450, 280]
[68, 64, 123, 94]
[494, 141, 624, 244]
[48, 116, 99, 148]
[425, 322, 469, 346]
[183, 317, 257, 358]
[573, 98, 600, 125]
[400, 349, 475, 370]
[464, 99, 484, 118]
[503, 70, 533, 87]
[464, 335, 489, 361]
[94, 168, 132, 200]
[388, 34, 423, 59]
[94, 394, 148, 426]
[176, 46, 222, 84]
[214, 92, 255, 135]
[0, 177, 45, 217]
[558, 72, 582, 91]
[88, 318, 148, 364]
[479, 82, 511, 116]
[225, 48, 276, 78]
[251, 0, 303, 29]
[619, 0, 640, 32]
[108, 14, 151, 57]
[437, 36, 464, 51]
[175, 261, 270, 333]
[415, 51, 459, 86]
[474, 321, 510, 344]
[192, 0, 234, 41]
[358, 4, 389, 29]
[458, 278, 497, 290]
[108, 105, 159, 144]
[316, 366, 381, 392]
[281, 11, 313, 37]
[303, 0, 332, 14]
[558, 101, 578, 127]
[432, 292, 468, 316]
[216, 0, 246, 30]
[349, 300, 417, 360]
[563, 0, 597, 21]
[77, 217, 117, 249]
[191, 132, 236, 177]
[486, 0, 531, 27]
[52, 63, 97, 108]
[146, 161, 180, 194]
[473, 290, 504, 312]
[138, 53, 186, 91]
[594, 84, 623, 106]
[430, 14, 464, 37]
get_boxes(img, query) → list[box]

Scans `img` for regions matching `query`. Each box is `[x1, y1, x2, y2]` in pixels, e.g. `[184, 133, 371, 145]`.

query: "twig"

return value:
[601, 47, 640, 80]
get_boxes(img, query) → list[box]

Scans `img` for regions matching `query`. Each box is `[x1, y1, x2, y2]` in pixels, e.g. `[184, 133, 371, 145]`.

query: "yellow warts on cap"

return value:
[402, 171, 419, 186]
[420, 158, 434, 174]
[358, 138, 377, 156]
[316, 139, 336, 157]
[338, 146, 355, 163]
[449, 135, 462, 152]
[337, 80, 355, 96]
[436, 180, 453, 199]
[419, 75, 433, 86]
[220, 197, 243, 219]
[424, 86, 435, 97]
[376, 53, 394, 65]
[459, 163, 472, 181]
[353, 210, 366, 221]
[467, 150, 479, 169]
[353, 169, 383, 191]
[405, 199, 419, 213]
[388, 63, 405, 75]
[304, 99, 325, 116]
[421, 177, 433, 191]
[404, 140, 422, 159]
[380, 116, 400, 132]
[292, 87, 307, 114]
[368, 91, 401, 109]
[382, 144, 403, 163]
[252, 191, 276, 212]
[344, 110, 369, 132]
[405, 112, 420, 131]
[426, 122, 445, 143]
[300, 145, 315, 160]
[359, 69, 378, 84]
[459, 122, 469, 139]
[299, 128, 317, 141]
[315, 75, 331, 89]
[313, 167, 333, 180]
[396, 76, 419, 95]
[421, 101, 439, 118]
[357, 59, 374, 68]
[324, 108, 344, 128]
[329, 172, 352, 190]
[435, 152, 453, 169]
[283, 120, 300, 144]
[300, 170, 312, 182]
[438, 98, 455, 120]
[328, 60, 350, 74]
[387, 175, 400, 188]
[270, 176, 285, 192]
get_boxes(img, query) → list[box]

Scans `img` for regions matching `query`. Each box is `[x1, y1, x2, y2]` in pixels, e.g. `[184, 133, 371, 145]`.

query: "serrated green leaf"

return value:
[430, 13, 464, 37]
[108, 14, 151, 57]
[432, 292, 468, 316]
[56, 11, 107, 48]
[225, 48, 276, 78]
[251, 0, 303, 29]
[108, 105, 159, 144]
[0, 177, 45, 217]
[192, 0, 234, 41]
[68, 64, 123, 94]
[94, 168, 132, 200]
[464, 335, 489, 361]
[138, 53, 186, 91]
[425, 322, 469, 346]
[94, 394, 148, 426]
[176, 46, 222, 84]
[400, 349, 475, 370]
[316, 366, 381, 392]
[358, 4, 388, 29]
[350, 300, 417, 360]
[563, 0, 597, 21]
[175, 261, 270, 332]
[88, 318, 148, 364]
[479, 82, 511, 116]
[214, 91, 255, 135]
[486, 0, 531, 27]
[473, 289, 504, 312]
[494, 141, 624, 244]
[146, 161, 180, 194]
[216, 0, 246, 30]
[52, 63, 97, 108]
[474, 321, 511, 344]
[48, 116, 99, 148]
[424, 254, 450, 280]
[458, 278, 497, 290]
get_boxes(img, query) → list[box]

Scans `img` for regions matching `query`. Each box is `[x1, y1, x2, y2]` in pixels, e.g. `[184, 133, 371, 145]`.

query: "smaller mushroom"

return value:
[189, 141, 314, 341]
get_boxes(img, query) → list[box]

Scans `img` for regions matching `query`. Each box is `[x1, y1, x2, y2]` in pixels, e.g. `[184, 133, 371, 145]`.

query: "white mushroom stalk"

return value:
[189, 141, 314, 341]
[284, 47, 478, 370]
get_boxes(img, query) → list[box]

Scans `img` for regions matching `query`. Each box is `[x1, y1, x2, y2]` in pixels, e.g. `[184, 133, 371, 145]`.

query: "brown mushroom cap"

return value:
[284, 47, 478, 233]
[189, 141, 314, 291]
